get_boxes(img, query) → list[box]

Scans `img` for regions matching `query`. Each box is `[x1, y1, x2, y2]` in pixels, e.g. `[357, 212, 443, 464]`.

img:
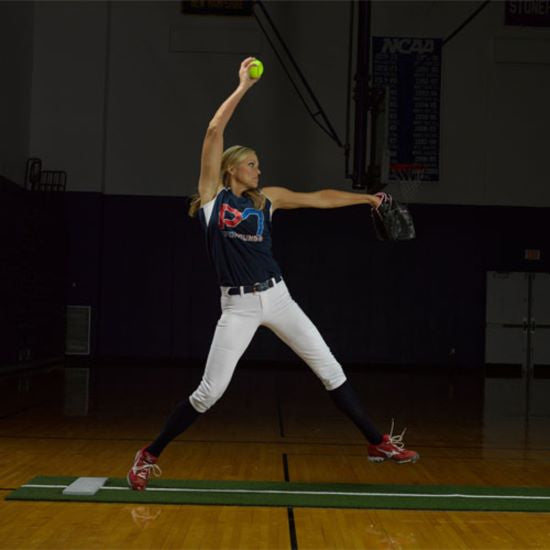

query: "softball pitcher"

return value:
[128, 58, 418, 491]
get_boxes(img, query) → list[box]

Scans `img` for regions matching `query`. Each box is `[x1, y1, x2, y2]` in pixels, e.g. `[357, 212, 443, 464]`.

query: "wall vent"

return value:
[65, 306, 91, 355]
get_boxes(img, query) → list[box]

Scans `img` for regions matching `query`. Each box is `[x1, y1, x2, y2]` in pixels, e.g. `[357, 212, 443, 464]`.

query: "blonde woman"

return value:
[128, 57, 418, 491]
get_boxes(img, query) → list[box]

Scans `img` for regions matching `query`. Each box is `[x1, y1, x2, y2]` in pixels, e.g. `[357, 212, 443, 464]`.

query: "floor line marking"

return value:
[20, 484, 550, 501]
[2, 435, 550, 454]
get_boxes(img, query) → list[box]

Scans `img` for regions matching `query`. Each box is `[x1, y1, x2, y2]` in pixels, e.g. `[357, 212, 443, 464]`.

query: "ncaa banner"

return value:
[505, 0, 550, 26]
[373, 37, 442, 183]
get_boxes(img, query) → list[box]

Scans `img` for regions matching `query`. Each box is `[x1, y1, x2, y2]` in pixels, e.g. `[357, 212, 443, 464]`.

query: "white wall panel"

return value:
[103, 1, 351, 196]
[0, 2, 34, 185]
[29, 1, 108, 192]
[25, 1, 550, 204]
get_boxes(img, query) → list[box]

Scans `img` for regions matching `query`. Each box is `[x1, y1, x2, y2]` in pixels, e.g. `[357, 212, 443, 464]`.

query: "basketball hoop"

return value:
[389, 163, 425, 202]
[391, 163, 425, 182]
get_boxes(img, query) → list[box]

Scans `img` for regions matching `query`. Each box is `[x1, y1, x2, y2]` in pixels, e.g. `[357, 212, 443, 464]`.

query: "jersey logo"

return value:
[218, 203, 264, 237]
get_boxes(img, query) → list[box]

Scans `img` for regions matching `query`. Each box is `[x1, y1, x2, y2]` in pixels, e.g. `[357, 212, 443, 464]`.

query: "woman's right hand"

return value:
[238, 57, 261, 90]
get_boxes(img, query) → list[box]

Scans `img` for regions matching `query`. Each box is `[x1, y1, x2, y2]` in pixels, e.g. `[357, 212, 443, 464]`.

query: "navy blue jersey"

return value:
[199, 188, 282, 287]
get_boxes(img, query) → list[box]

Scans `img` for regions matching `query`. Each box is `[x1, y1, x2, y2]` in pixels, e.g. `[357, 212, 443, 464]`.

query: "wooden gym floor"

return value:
[0, 362, 549, 549]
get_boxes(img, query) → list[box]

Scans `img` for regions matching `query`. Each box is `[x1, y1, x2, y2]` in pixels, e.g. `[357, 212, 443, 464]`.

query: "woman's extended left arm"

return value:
[262, 186, 381, 212]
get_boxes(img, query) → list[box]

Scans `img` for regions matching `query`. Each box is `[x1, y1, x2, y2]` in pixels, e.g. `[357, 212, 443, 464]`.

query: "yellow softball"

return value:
[248, 59, 264, 79]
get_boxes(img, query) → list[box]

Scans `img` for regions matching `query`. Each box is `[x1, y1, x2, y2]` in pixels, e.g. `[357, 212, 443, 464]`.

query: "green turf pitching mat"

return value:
[6, 476, 550, 512]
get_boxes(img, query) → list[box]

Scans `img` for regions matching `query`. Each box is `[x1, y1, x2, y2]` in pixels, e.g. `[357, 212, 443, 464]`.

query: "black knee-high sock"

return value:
[146, 399, 201, 457]
[329, 381, 383, 444]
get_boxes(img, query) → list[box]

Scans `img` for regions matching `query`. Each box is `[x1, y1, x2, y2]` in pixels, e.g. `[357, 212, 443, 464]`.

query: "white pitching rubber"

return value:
[62, 477, 108, 496]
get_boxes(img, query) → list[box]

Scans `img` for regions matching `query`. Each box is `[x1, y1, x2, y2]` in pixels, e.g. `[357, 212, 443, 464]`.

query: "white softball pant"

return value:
[189, 279, 347, 413]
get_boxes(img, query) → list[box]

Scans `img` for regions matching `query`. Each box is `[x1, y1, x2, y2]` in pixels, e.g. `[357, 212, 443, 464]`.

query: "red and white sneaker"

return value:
[367, 420, 419, 464]
[127, 447, 162, 491]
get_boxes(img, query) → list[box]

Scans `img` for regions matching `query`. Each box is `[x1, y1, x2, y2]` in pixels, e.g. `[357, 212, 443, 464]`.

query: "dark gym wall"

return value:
[65, 192, 550, 367]
[0, 187, 66, 366]
[4, 2, 550, 369]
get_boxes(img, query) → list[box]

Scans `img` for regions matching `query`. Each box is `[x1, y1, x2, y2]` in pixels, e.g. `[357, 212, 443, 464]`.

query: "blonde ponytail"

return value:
[188, 145, 265, 217]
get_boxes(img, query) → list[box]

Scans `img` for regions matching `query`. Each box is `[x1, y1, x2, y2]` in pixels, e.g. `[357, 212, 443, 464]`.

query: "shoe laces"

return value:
[134, 459, 162, 479]
[387, 418, 407, 450]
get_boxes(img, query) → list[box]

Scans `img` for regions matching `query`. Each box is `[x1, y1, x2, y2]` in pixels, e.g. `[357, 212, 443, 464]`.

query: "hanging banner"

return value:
[505, 0, 550, 26]
[181, 1, 254, 16]
[373, 37, 442, 183]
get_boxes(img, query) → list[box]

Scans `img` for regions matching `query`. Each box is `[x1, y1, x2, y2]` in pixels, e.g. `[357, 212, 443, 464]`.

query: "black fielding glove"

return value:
[371, 192, 416, 241]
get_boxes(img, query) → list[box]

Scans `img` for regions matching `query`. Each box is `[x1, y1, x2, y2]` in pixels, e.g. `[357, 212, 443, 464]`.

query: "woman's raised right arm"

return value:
[198, 57, 260, 205]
